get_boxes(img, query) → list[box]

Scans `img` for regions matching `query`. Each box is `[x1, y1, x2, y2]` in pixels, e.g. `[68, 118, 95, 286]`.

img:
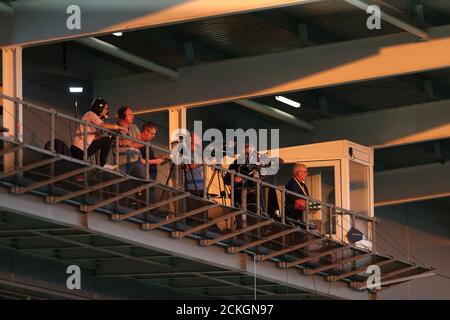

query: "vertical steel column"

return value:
[168, 108, 186, 190]
[2, 47, 23, 172]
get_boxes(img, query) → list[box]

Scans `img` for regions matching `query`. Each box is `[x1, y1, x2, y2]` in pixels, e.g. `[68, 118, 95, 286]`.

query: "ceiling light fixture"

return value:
[69, 87, 84, 93]
[275, 96, 301, 108]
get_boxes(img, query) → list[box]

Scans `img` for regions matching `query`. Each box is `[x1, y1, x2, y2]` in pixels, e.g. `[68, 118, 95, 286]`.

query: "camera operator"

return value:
[223, 144, 259, 211]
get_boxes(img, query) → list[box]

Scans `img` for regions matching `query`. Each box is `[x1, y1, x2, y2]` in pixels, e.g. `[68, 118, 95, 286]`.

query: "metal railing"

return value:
[0, 93, 376, 247]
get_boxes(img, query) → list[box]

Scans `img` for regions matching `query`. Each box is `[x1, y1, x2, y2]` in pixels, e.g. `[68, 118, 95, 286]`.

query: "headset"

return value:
[91, 98, 108, 118]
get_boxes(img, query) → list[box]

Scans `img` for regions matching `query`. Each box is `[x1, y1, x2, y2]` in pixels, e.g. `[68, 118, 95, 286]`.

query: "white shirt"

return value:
[72, 111, 104, 150]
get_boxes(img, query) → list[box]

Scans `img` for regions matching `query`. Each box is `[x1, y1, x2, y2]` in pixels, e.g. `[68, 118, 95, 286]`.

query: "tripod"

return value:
[205, 167, 231, 205]
[164, 161, 201, 197]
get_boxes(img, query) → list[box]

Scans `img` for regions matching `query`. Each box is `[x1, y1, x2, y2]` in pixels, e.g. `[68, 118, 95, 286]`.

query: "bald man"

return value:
[285, 162, 310, 223]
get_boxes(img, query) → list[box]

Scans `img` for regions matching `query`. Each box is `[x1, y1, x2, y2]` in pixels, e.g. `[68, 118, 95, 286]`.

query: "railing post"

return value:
[17, 101, 24, 172]
[50, 109, 56, 153]
[351, 213, 356, 230]
[115, 134, 120, 168]
[230, 170, 235, 208]
[203, 164, 208, 199]
[305, 198, 310, 232]
[256, 180, 261, 215]
[145, 143, 150, 181]
[241, 186, 247, 229]
[281, 187, 286, 224]
[329, 207, 334, 239]
[83, 120, 88, 162]
[372, 219, 376, 252]
[241, 186, 247, 211]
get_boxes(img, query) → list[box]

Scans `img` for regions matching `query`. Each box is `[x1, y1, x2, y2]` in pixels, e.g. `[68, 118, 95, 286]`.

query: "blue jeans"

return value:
[121, 160, 146, 179]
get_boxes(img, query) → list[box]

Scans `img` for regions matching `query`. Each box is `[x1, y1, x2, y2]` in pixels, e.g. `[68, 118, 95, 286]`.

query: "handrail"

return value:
[210, 163, 375, 223]
[0, 93, 169, 155]
[0, 93, 376, 242]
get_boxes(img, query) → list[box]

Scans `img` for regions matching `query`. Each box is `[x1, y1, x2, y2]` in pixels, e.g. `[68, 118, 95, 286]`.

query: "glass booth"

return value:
[204, 140, 374, 249]
[270, 140, 374, 248]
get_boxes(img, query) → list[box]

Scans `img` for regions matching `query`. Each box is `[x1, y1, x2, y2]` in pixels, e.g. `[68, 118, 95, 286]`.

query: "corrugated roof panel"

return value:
[168, 13, 300, 57]
[284, 0, 416, 40]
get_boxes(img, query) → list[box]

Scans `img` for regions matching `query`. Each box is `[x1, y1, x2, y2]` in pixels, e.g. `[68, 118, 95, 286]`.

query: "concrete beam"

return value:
[78, 35, 313, 130]
[308, 99, 450, 149]
[94, 25, 450, 112]
[75, 38, 179, 79]
[0, 0, 321, 48]
[0, 188, 370, 300]
[375, 162, 450, 207]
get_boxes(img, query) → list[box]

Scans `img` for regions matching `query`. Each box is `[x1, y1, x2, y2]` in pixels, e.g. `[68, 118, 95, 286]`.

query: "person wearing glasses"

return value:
[139, 121, 167, 181]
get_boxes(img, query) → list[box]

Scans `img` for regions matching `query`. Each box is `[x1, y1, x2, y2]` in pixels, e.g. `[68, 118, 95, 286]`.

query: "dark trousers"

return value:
[234, 189, 257, 212]
[70, 136, 112, 166]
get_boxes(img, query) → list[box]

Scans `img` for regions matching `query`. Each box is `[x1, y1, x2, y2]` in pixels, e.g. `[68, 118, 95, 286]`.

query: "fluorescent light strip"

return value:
[275, 96, 301, 108]
[69, 87, 83, 93]
[113, 32, 123, 37]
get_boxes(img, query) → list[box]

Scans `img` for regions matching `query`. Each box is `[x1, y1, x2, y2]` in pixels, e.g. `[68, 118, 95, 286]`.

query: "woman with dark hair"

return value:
[70, 98, 126, 167]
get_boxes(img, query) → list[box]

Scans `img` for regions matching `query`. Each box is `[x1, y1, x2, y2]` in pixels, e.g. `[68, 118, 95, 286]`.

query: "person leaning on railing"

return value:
[116, 106, 146, 178]
[70, 98, 126, 168]
[139, 121, 167, 181]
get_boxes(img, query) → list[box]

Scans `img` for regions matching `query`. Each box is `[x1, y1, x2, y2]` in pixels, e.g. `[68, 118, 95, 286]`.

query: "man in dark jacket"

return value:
[285, 162, 309, 223]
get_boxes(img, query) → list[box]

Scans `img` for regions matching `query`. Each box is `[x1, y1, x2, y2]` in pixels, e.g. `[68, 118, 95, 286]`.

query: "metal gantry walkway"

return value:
[0, 136, 433, 298]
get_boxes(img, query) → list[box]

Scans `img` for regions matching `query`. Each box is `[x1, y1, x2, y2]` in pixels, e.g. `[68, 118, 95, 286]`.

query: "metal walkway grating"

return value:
[0, 137, 433, 292]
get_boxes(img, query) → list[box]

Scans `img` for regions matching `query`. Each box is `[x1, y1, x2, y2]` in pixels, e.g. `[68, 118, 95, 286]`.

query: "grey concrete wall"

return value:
[375, 203, 450, 300]
[21, 74, 92, 150]
[2, 72, 92, 150]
